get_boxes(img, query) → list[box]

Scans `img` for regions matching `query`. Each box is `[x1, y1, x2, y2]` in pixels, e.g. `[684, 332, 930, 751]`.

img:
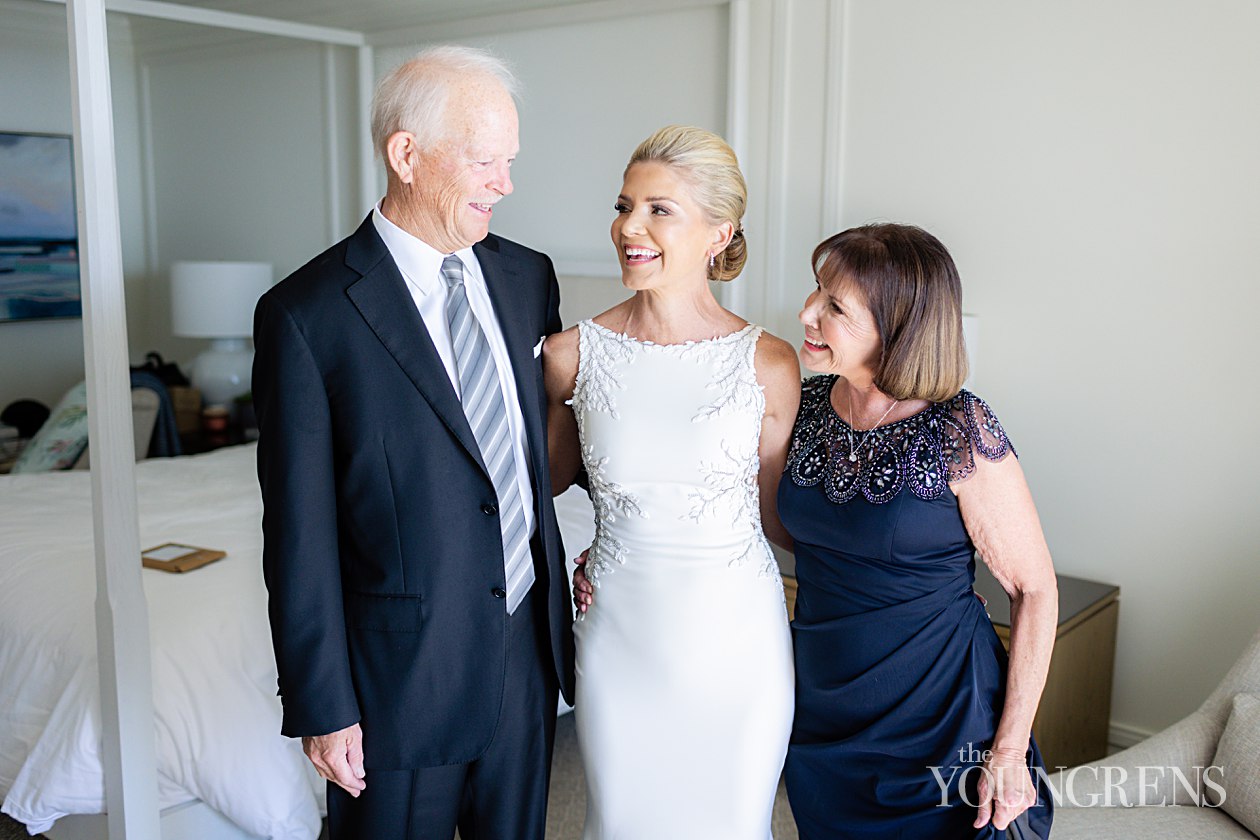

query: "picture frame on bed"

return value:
[141, 542, 226, 573]
[0, 130, 82, 324]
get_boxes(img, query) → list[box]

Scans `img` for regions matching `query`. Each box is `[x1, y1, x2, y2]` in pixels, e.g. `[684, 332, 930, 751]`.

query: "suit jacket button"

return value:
[491, 587, 507, 599]
[481, 503, 498, 515]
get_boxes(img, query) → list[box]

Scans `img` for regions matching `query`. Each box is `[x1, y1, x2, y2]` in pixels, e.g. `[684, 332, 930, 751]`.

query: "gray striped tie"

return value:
[442, 255, 534, 614]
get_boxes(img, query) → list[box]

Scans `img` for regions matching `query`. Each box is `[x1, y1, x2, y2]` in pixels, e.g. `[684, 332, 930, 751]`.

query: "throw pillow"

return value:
[10, 382, 89, 473]
[1209, 691, 1260, 834]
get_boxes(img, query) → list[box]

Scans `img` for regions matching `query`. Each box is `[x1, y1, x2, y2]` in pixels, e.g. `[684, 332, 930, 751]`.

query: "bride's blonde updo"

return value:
[626, 125, 748, 282]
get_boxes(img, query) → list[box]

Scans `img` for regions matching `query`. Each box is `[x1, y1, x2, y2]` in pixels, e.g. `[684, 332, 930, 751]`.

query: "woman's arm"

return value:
[955, 453, 1058, 830]
[543, 328, 583, 495]
[754, 333, 801, 551]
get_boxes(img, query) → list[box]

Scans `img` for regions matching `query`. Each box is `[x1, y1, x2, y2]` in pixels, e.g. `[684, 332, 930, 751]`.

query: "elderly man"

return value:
[253, 46, 574, 839]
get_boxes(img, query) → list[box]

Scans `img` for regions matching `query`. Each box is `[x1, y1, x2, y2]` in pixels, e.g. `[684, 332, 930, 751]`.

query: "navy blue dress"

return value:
[778, 376, 1053, 839]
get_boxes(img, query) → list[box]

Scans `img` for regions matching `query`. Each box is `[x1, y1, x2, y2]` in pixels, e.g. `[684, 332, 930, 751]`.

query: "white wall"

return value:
[137, 34, 361, 364]
[824, 0, 1260, 736]
[0, 0, 147, 409]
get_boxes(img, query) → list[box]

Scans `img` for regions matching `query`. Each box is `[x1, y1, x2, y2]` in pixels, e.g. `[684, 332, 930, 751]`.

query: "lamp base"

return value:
[191, 338, 253, 409]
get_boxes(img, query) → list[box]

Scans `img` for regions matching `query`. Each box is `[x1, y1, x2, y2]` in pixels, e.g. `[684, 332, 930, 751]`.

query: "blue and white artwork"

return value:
[0, 132, 81, 323]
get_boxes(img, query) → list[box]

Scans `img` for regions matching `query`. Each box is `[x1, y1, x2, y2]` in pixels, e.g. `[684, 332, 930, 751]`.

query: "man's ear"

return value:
[385, 131, 418, 184]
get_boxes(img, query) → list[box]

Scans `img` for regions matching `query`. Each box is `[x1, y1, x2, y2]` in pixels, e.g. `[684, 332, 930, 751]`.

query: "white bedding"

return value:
[0, 443, 598, 838]
[0, 445, 322, 839]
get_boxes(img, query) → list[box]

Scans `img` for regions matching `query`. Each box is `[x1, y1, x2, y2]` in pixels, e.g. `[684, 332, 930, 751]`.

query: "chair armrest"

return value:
[1050, 709, 1222, 808]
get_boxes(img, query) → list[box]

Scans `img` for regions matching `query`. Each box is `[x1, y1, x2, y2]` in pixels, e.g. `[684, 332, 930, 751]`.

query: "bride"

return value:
[544, 125, 799, 839]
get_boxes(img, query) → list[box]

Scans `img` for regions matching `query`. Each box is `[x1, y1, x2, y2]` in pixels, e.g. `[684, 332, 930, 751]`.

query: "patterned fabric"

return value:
[786, 374, 1013, 505]
[10, 382, 89, 473]
[441, 255, 533, 614]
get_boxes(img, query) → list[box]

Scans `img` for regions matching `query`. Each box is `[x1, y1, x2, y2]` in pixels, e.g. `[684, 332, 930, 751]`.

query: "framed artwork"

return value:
[0, 131, 81, 323]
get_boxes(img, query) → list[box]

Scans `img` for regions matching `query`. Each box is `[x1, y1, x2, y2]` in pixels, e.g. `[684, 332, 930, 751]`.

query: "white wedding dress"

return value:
[571, 319, 794, 840]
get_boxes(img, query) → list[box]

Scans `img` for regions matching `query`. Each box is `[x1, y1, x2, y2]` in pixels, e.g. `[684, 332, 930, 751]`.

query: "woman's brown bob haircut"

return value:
[813, 224, 968, 403]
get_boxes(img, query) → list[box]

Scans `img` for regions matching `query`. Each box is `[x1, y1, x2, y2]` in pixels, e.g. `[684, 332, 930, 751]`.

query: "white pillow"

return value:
[10, 382, 89, 473]
[1209, 692, 1260, 834]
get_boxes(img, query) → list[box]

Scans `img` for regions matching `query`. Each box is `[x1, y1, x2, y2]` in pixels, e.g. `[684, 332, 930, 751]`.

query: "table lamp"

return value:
[170, 260, 273, 408]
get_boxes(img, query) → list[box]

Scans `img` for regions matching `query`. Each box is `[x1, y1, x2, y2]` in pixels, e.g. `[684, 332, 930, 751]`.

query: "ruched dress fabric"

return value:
[570, 320, 794, 840]
[778, 376, 1054, 840]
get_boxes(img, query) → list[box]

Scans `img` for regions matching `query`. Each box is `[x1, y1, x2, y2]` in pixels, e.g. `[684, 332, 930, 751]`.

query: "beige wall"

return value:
[137, 35, 361, 364]
[810, 0, 1260, 737]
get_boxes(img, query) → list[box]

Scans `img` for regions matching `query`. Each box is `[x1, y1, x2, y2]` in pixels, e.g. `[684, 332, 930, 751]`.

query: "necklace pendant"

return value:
[848, 452, 858, 462]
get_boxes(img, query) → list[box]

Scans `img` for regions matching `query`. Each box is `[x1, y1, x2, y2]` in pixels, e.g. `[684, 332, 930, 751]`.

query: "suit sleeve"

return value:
[253, 293, 361, 738]
[543, 254, 562, 335]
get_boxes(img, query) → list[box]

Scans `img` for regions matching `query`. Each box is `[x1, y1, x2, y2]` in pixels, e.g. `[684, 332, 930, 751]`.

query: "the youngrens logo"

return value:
[928, 743, 1227, 808]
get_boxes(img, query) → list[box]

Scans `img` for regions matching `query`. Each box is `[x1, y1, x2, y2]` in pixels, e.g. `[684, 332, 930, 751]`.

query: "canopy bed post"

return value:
[358, 44, 377, 213]
[65, 0, 162, 836]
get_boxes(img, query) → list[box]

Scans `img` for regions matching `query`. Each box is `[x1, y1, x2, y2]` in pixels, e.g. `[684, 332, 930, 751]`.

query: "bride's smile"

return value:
[611, 160, 731, 291]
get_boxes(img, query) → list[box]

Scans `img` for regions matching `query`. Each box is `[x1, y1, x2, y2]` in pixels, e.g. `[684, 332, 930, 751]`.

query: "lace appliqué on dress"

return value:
[583, 443, 647, 588]
[685, 439, 760, 525]
[692, 326, 764, 422]
[570, 320, 636, 420]
[573, 320, 779, 583]
[786, 376, 1014, 506]
[684, 442, 779, 581]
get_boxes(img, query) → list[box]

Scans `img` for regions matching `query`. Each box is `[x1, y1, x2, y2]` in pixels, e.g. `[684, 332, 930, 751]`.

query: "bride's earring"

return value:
[708, 252, 715, 269]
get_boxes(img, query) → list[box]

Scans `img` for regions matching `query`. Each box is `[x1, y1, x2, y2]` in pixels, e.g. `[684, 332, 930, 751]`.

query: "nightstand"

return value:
[179, 427, 251, 455]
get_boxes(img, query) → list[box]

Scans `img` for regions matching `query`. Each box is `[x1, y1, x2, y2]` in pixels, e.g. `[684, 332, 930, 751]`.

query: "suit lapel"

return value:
[344, 218, 488, 476]
[476, 239, 546, 462]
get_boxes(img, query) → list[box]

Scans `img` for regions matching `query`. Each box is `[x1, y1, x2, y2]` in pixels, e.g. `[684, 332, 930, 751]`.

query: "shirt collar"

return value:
[371, 202, 478, 297]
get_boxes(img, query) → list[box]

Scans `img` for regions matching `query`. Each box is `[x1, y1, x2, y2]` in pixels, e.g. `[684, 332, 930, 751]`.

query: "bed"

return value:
[0, 443, 596, 839]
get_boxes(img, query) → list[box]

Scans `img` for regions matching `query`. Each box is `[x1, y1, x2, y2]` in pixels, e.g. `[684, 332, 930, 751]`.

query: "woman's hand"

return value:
[572, 548, 593, 613]
[974, 745, 1037, 831]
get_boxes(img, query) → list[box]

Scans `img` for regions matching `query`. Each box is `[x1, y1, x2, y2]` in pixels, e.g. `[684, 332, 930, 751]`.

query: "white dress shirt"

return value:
[372, 204, 535, 537]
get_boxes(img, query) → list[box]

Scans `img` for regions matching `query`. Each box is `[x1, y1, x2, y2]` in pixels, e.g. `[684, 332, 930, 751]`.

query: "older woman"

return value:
[546, 125, 800, 838]
[782, 223, 1056, 838]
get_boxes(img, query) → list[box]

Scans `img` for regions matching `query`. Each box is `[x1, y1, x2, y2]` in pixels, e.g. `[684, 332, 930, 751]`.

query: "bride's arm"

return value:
[543, 328, 583, 496]
[754, 332, 801, 550]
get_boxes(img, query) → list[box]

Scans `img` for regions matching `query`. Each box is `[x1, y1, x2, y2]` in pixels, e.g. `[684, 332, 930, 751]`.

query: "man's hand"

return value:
[572, 548, 593, 614]
[303, 723, 366, 797]
[974, 746, 1036, 831]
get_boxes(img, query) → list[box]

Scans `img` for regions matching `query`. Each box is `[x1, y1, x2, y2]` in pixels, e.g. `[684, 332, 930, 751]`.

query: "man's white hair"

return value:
[370, 45, 519, 160]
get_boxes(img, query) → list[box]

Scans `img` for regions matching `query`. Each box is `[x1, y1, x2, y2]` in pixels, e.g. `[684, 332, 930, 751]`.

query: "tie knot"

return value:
[441, 255, 465, 290]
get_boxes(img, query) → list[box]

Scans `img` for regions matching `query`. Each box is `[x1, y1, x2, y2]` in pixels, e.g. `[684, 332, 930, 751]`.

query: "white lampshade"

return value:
[171, 261, 273, 338]
[170, 261, 273, 408]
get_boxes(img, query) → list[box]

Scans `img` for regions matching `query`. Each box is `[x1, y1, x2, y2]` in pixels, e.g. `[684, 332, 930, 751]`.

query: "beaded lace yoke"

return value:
[787, 375, 1014, 505]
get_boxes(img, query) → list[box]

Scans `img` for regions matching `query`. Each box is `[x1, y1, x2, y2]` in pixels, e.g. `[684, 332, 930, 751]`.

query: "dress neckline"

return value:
[823, 375, 932, 432]
[786, 376, 1013, 505]
[584, 318, 757, 349]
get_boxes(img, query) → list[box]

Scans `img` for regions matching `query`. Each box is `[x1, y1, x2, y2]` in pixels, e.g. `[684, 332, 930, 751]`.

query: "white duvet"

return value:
[0, 444, 323, 839]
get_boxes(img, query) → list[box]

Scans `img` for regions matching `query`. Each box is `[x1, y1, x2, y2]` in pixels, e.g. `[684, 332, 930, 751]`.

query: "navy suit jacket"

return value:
[253, 216, 575, 769]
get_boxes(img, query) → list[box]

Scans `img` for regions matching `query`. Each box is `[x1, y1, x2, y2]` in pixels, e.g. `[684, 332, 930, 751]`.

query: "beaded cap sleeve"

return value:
[786, 375, 1015, 505]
